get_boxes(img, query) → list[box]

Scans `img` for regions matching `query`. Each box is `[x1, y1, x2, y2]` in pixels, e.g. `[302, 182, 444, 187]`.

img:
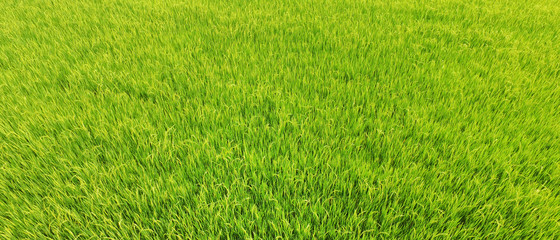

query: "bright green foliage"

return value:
[1, 0, 559, 239]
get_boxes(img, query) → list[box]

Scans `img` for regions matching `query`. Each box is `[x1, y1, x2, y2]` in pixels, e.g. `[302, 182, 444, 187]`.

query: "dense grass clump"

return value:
[1, 0, 559, 239]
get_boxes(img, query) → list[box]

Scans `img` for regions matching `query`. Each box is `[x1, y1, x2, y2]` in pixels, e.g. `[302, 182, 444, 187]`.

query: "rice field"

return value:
[1, 0, 559, 239]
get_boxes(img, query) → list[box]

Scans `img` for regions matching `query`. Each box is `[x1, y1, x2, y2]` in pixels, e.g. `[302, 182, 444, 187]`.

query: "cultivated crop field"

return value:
[1, 0, 559, 239]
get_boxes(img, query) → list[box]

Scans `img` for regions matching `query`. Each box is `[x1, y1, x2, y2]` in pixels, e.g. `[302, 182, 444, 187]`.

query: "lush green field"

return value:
[1, 0, 559, 239]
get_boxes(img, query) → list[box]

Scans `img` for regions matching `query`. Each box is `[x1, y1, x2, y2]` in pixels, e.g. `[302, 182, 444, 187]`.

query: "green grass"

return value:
[1, 0, 559, 239]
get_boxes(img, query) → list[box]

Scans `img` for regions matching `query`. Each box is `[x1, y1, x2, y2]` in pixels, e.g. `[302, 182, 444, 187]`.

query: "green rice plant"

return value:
[0, 0, 559, 239]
